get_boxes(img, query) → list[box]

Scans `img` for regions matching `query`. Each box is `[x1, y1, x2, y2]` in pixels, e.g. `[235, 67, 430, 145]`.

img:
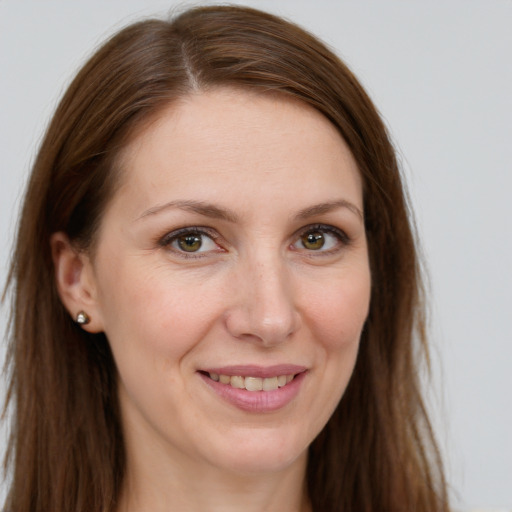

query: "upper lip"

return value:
[200, 364, 307, 378]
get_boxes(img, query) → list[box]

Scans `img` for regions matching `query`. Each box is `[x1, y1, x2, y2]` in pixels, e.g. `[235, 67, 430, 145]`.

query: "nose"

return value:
[224, 255, 301, 347]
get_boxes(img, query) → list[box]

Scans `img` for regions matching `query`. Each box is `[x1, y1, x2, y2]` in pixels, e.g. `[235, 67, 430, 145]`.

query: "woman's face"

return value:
[85, 88, 371, 476]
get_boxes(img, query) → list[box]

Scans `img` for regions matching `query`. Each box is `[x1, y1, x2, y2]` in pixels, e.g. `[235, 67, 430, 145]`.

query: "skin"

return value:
[53, 88, 371, 512]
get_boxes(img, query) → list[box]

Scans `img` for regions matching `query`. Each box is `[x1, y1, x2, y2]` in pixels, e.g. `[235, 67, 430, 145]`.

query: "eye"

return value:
[159, 228, 221, 256]
[301, 231, 327, 250]
[292, 225, 349, 253]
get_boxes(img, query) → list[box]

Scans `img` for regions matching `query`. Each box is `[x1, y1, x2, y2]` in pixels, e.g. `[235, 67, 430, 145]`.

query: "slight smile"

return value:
[198, 365, 308, 413]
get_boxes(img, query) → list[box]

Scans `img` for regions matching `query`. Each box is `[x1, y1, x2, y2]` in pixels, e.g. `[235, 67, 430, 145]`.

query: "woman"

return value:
[3, 5, 449, 511]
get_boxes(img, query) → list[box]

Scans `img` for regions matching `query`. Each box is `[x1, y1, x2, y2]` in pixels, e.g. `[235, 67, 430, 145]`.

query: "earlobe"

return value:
[50, 232, 104, 333]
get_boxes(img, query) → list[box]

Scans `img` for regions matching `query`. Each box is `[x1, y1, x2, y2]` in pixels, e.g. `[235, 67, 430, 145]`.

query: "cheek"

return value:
[303, 265, 371, 349]
[96, 257, 225, 363]
[297, 264, 371, 439]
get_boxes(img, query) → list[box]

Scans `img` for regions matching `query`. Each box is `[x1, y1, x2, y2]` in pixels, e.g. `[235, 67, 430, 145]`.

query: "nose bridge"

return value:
[225, 247, 300, 345]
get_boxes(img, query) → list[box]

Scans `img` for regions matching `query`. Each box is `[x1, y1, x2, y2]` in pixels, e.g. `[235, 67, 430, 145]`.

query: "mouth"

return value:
[198, 365, 307, 413]
[201, 371, 297, 392]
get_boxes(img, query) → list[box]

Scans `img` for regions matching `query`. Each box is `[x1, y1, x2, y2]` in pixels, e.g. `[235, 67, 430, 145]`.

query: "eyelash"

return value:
[157, 224, 350, 259]
[158, 227, 224, 259]
[293, 224, 351, 255]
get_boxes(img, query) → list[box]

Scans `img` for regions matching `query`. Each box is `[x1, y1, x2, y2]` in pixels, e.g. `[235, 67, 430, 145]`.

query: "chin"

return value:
[205, 427, 310, 475]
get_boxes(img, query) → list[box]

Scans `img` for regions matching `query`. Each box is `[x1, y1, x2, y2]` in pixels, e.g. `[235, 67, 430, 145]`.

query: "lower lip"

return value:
[199, 371, 307, 413]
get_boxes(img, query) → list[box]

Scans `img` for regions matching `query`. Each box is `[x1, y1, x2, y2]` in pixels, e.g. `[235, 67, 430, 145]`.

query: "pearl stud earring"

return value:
[75, 311, 90, 325]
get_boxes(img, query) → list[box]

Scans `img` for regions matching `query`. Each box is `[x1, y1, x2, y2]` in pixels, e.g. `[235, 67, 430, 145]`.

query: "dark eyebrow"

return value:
[137, 200, 239, 223]
[295, 199, 363, 221]
[137, 198, 362, 223]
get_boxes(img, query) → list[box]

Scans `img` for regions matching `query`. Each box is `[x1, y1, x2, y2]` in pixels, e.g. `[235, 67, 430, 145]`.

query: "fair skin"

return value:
[52, 88, 371, 512]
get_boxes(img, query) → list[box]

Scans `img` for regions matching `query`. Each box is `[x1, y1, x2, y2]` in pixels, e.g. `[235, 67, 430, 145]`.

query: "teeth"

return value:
[245, 377, 263, 391]
[230, 375, 245, 389]
[263, 376, 278, 391]
[208, 372, 296, 391]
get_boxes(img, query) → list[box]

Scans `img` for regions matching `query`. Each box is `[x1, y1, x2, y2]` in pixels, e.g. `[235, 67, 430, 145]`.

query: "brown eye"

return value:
[177, 234, 202, 252]
[161, 228, 220, 256]
[292, 225, 349, 254]
[301, 231, 325, 250]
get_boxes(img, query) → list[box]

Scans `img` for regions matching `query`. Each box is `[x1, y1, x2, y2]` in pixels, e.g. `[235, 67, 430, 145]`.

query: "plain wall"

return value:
[1, 1, 511, 509]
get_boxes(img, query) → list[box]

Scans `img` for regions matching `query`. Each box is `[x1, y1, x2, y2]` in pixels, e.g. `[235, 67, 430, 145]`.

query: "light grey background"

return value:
[1, 1, 511, 509]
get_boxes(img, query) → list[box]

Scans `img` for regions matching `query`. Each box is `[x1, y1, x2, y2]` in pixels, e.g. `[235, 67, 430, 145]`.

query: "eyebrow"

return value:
[137, 198, 363, 223]
[137, 200, 239, 223]
[296, 199, 364, 221]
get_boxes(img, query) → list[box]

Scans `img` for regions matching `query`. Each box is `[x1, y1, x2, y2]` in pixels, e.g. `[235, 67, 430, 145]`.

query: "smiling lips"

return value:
[200, 365, 307, 412]
[208, 372, 295, 391]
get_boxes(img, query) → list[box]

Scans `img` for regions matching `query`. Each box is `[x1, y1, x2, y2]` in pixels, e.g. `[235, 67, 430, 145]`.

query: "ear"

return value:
[50, 232, 104, 333]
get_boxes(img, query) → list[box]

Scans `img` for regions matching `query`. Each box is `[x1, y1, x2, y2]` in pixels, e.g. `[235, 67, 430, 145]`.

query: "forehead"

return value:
[110, 87, 362, 217]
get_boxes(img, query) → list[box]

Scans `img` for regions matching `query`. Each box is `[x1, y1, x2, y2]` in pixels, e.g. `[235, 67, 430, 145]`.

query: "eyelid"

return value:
[156, 223, 351, 259]
[158, 226, 225, 257]
[292, 223, 351, 253]
[159, 226, 216, 245]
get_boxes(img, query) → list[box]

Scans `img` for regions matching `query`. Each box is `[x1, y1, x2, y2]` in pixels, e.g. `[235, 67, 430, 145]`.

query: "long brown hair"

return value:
[3, 5, 449, 511]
